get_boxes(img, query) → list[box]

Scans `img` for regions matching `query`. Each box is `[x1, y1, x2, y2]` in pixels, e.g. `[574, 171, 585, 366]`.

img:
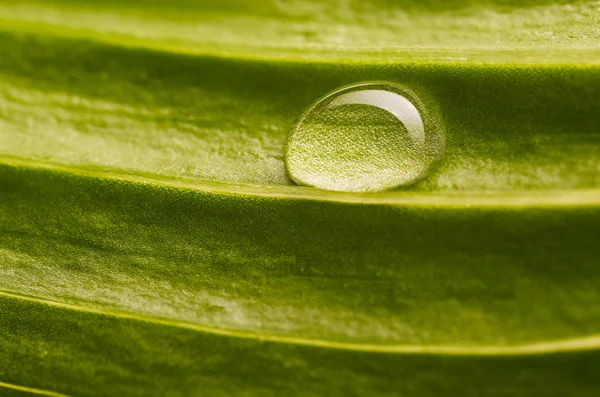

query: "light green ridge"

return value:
[2, 289, 600, 356]
[0, 381, 70, 397]
[1, 0, 599, 61]
[2, 293, 600, 396]
[2, 155, 600, 207]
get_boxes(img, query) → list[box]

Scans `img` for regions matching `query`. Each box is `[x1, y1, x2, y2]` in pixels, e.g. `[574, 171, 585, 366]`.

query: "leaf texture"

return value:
[0, 0, 599, 396]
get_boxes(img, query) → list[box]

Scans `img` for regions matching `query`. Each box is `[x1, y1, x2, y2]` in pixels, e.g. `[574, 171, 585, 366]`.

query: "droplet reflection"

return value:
[285, 82, 445, 192]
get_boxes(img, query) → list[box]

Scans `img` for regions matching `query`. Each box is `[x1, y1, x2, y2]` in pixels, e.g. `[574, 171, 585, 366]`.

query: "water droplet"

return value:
[285, 82, 445, 192]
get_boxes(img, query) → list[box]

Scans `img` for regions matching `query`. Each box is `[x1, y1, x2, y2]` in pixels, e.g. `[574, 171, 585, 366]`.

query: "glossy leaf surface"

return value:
[0, 0, 599, 396]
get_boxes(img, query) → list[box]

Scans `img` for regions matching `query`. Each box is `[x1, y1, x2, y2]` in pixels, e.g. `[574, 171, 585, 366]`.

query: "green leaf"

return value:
[0, 0, 599, 396]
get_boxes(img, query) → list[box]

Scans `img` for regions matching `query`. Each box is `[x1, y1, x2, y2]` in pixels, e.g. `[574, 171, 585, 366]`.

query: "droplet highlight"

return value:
[285, 82, 445, 192]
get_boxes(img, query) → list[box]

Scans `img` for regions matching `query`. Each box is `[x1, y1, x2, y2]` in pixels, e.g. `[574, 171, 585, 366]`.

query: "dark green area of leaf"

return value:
[1, 161, 600, 395]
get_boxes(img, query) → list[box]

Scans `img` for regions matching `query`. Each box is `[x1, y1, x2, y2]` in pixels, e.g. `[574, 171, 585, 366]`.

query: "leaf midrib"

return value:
[0, 380, 70, 397]
[2, 0, 600, 64]
[1, 289, 598, 356]
[2, 18, 600, 65]
[2, 155, 599, 207]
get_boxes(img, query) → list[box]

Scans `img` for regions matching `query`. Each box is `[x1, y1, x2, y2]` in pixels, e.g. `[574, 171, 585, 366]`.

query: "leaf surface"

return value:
[0, 0, 599, 396]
